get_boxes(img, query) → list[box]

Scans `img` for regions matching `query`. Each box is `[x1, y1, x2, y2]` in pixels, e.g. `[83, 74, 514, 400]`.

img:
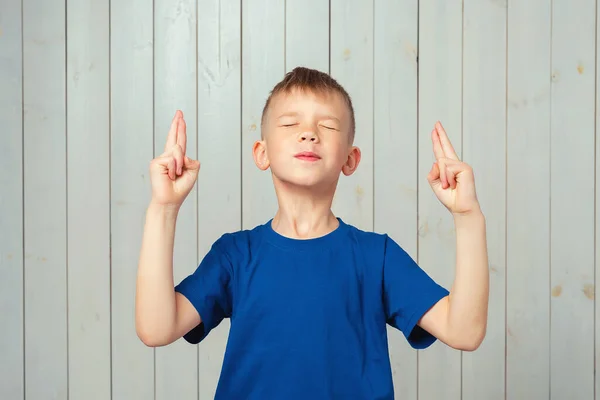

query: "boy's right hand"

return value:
[149, 110, 200, 208]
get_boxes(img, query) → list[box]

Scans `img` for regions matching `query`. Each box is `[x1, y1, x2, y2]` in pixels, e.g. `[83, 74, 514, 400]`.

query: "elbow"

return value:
[136, 324, 158, 347]
[135, 306, 175, 347]
[456, 335, 484, 352]
[137, 330, 161, 347]
[136, 322, 173, 348]
[450, 324, 486, 352]
[137, 329, 170, 348]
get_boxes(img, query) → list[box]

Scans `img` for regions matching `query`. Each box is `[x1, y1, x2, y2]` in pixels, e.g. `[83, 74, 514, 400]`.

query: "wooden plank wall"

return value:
[0, 0, 597, 399]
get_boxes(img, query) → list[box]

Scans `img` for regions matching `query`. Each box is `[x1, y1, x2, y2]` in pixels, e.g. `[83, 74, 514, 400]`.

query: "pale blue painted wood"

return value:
[241, 0, 285, 230]
[0, 0, 24, 399]
[461, 1, 507, 399]
[195, 0, 242, 397]
[329, 0, 374, 231]
[2, 1, 599, 399]
[285, 0, 329, 73]
[110, 0, 155, 398]
[506, 1, 552, 398]
[417, 1, 463, 398]
[66, 0, 111, 398]
[153, 0, 199, 398]
[550, 1, 596, 398]
[23, 0, 68, 398]
[373, 0, 419, 398]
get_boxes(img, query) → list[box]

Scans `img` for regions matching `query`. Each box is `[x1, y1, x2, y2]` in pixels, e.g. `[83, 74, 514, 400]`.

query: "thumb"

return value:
[183, 156, 200, 175]
[427, 162, 440, 185]
[427, 162, 444, 193]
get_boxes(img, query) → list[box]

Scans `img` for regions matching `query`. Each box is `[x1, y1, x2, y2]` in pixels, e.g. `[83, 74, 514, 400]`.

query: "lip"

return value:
[294, 151, 321, 161]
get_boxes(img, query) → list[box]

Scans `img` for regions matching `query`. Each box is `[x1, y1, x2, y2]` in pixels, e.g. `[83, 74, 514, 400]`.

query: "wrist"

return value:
[147, 200, 181, 219]
[453, 207, 485, 228]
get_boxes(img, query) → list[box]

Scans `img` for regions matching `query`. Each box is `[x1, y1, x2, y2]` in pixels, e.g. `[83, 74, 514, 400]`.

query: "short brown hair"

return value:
[260, 67, 356, 141]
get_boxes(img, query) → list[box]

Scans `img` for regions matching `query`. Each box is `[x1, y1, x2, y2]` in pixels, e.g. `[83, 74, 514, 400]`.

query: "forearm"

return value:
[447, 209, 489, 348]
[135, 202, 180, 345]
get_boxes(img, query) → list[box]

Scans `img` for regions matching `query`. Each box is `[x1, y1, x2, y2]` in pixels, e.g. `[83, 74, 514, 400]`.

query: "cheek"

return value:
[264, 136, 282, 155]
[265, 140, 289, 166]
[328, 142, 351, 166]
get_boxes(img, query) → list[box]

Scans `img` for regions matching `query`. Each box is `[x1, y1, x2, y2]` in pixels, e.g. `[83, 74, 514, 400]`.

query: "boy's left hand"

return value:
[426, 121, 480, 216]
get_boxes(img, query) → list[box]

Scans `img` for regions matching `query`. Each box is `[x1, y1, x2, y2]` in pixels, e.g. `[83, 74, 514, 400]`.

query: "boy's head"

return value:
[253, 67, 361, 189]
[260, 67, 356, 142]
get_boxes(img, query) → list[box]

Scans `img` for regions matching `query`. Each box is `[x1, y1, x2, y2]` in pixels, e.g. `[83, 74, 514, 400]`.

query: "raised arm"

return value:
[418, 121, 489, 351]
[135, 110, 202, 347]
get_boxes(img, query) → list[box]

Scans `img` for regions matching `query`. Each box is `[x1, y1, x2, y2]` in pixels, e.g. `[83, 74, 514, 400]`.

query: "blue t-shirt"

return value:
[175, 217, 449, 399]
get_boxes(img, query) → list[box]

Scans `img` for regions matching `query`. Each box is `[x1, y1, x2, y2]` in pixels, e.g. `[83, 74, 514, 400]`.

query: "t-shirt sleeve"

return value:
[174, 237, 233, 344]
[382, 235, 449, 349]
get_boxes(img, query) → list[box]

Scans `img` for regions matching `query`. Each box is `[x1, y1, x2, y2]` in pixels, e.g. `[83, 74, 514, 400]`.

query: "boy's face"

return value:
[253, 88, 361, 190]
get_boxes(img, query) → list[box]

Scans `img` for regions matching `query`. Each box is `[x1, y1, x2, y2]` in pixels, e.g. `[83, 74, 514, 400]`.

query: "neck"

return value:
[271, 179, 339, 239]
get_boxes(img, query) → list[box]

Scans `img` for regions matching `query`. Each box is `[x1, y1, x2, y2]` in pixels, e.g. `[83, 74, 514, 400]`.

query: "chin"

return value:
[273, 171, 339, 191]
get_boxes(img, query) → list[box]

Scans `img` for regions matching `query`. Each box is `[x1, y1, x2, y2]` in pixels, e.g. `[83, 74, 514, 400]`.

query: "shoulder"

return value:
[340, 219, 426, 273]
[341, 219, 397, 253]
[208, 221, 270, 260]
[337, 219, 412, 270]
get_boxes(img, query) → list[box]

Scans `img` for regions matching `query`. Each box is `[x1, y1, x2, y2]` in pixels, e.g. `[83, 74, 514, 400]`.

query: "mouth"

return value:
[294, 151, 321, 162]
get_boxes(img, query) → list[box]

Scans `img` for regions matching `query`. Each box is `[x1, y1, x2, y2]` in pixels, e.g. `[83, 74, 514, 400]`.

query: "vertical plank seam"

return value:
[328, 0, 331, 74]
[594, 0, 598, 397]
[152, 0, 157, 397]
[64, 0, 70, 397]
[503, 1, 508, 399]
[283, 0, 287, 72]
[460, 1, 464, 397]
[415, 0, 420, 397]
[108, 0, 113, 397]
[218, 0, 222, 73]
[195, 0, 200, 398]
[371, 0, 375, 234]
[240, 0, 244, 231]
[548, 1, 554, 397]
[20, 0, 26, 397]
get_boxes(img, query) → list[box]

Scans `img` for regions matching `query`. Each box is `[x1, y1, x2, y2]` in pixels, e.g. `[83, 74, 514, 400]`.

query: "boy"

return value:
[135, 67, 489, 399]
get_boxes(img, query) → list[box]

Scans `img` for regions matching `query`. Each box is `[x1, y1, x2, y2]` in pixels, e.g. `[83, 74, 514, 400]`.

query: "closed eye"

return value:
[320, 125, 338, 131]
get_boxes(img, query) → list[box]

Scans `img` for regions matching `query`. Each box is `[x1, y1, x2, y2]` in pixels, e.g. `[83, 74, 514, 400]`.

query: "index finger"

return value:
[435, 121, 459, 160]
[177, 113, 187, 155]
[431, 128, 445, 160]
[164, 110, 181, 152]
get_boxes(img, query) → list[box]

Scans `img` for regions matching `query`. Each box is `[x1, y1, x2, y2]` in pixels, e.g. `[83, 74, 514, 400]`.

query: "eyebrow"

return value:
[276, 112, 340, 123]
[276, 112, 300, 119]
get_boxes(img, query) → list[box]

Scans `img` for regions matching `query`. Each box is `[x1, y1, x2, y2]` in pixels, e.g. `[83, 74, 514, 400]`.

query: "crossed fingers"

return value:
[161, 110, 187, 179]
[432, 121, 460, 189]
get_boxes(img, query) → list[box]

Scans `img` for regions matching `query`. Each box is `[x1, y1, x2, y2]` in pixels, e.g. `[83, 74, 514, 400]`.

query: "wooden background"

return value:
[0, 0, 597, 399]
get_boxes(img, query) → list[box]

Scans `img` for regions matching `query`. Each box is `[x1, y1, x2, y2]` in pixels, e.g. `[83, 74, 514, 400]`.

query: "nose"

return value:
[298, 128, 319, 143]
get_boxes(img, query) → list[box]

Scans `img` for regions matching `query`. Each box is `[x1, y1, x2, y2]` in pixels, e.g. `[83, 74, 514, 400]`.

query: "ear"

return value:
[252, 140, 270, 171]
[342, 146, 361, 176]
